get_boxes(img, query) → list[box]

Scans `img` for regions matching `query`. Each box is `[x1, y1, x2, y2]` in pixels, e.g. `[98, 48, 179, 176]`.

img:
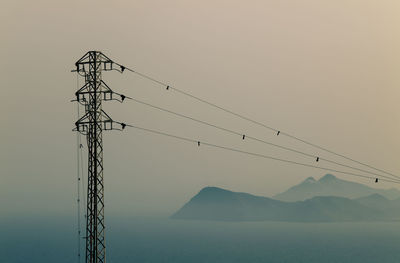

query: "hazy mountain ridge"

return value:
[273, 174, 400, 201]
[172, 176, 400, 222]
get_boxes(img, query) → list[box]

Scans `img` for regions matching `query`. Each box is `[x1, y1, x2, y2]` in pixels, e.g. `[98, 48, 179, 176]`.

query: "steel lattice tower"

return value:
[74, 51, 123, 263]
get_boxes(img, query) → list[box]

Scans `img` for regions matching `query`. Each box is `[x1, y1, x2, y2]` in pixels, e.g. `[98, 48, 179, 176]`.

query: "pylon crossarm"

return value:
[74, 78, 125, 104]
[74, 112, 123, 134]
[75, 51, 114, 73]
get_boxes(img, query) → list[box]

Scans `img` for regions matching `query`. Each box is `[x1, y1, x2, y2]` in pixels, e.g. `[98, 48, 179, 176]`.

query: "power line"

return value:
[121, 96, 400, 182]
[116, 122, 400, 184]
[75, 73, 82, 263]
[113, 62, 399, 180]
[78, 131, 87, 238]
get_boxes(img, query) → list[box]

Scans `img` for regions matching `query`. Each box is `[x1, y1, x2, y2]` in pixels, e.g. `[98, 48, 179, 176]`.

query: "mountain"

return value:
[355, 194, 400, 220]
[172, 187, 288, 221]
[172, 187, 396, 222]
[273, 174, 400, 202]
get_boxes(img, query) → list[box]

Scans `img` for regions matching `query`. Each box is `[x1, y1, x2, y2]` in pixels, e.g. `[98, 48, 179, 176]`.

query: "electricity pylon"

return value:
[73, 51, 125, 263]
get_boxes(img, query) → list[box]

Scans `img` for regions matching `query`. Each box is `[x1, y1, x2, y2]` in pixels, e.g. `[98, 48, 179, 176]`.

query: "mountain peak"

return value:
[319, 174, 337, 182]
[274, 173, 400, 202]
[196, 187, 232, 199]
[304, 177, 316, 183]
[199, 186, 226, 193]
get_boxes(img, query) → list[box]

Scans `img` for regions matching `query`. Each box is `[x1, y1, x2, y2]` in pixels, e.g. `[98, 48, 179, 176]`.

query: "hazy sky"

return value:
[1, 0, 400, 217]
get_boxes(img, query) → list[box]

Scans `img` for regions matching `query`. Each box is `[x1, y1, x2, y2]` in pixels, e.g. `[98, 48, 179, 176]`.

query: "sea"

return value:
[1, 217, 400, 263]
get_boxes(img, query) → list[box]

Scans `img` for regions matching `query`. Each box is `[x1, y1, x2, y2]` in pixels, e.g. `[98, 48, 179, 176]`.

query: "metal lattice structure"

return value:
[74, 51, 124, 263]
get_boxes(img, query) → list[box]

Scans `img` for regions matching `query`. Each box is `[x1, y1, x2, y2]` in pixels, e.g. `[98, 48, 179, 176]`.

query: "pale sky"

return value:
[1, 0, 400, 217]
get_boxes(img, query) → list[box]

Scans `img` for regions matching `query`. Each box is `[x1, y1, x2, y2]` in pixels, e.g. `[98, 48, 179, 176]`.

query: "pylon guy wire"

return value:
[116, 122, 400, 185]
[120, 95, 400, 183]
[113, 61, 399, 180]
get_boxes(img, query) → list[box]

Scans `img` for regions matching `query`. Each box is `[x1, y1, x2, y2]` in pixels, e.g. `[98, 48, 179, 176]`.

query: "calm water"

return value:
[1, 217, 400, 263]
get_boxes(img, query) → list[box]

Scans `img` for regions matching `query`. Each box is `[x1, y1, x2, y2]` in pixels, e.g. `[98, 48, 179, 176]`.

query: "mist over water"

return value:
[2, 217, 400, 263]
[2, 1, 400, 263]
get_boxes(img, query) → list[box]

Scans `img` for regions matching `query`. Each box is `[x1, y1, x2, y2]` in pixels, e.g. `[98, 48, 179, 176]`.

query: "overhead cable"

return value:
[115, 122, 400, 184]
[113, 62, 399, 180]
[122, 95, 400, 182]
